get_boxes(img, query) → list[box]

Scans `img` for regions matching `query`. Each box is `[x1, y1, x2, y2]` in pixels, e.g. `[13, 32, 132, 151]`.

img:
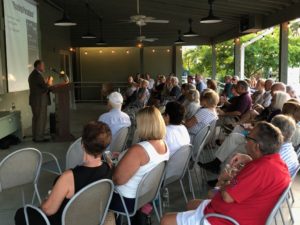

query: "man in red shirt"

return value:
[161, 122, 290, 225]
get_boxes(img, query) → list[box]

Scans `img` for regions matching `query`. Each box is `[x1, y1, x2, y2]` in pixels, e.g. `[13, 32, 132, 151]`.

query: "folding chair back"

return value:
[192, 125, 210, 162]
[265, 183, 292, 225]
[134, 161, 167, 211]
[110, 127, 129, 153]
[204, 120, 217, 147]
[65, 137, 84, 170]
[131, 129, 140, 145]
[164, 145, 192, 187]
[0, 148, 41, 191]
[62, 179, 114, 225]
[24, 205, 51, 225]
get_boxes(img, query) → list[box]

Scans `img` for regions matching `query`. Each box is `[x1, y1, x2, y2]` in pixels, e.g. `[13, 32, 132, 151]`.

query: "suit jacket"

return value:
[28, 69, 51, 106]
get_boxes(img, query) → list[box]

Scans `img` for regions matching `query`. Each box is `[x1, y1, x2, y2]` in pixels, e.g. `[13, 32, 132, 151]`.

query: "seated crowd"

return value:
[15, 73, 300, 225]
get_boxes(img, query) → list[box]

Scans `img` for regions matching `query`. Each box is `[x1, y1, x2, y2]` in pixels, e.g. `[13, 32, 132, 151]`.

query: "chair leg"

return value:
[279, 208, 286, 225]
[290, 189, 295, 205]
[286, 197, 294, 224]
[33, 183, 41, 204]
[188, 169, 195, 199]
[193, 168, 201, 194]
[153, 201, 161, 222]
[158, 193, 163, 218]
[179, 179, 188, 203]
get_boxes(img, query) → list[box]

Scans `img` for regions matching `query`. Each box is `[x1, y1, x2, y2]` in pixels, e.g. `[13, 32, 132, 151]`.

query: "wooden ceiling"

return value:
[46, 0, 300, 46]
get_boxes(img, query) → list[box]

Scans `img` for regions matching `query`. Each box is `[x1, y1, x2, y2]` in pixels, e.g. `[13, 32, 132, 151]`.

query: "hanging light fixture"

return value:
[81, 2, 96, 39]
[183, 18, 199, 37]
[200, 0, 222, 24]
[174, 30, 185, 44]
[96, 18, 107, 45]
[54, 0, 77, 26]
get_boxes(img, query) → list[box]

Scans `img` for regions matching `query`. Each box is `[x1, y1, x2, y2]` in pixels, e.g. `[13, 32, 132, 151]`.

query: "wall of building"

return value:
[0, 0, 71, 136]
[79, 46, 183, 81]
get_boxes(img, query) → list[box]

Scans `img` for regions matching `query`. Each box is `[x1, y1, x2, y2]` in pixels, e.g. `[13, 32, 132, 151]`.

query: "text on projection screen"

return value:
[4, 0, 39, 92]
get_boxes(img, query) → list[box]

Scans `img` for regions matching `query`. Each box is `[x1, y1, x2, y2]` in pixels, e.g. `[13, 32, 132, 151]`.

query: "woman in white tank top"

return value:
[110, 106, 169, 222]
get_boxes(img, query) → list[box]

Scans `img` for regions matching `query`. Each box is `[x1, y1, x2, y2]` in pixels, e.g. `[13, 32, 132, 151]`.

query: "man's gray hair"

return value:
[271, 114, 296, 142]
[254, 122, 283, 155]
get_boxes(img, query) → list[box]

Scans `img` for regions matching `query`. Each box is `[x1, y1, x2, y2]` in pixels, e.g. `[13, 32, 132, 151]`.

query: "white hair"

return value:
[273, 91, 291, 110]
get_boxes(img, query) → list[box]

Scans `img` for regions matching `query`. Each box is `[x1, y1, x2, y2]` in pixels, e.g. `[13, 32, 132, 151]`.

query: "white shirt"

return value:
[117, 141, 170, 198]
[148, 79, 155, 89]
[98, 108, 131, 139]
[188, 108, 218, 135]
[279, 142, 299, 176]
[165, 125, 190, 156]
[261, 90, 272, 108]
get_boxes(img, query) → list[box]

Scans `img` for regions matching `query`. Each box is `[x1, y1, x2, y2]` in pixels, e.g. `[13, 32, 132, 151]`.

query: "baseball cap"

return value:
[108, 92, 123, 105]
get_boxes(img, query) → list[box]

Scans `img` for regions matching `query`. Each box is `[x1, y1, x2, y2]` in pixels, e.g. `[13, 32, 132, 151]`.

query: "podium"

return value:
[51, 83, 74, 142]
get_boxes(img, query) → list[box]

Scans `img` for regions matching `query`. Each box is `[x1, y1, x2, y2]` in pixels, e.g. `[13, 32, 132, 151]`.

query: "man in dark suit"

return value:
[28, 60, 52, 142]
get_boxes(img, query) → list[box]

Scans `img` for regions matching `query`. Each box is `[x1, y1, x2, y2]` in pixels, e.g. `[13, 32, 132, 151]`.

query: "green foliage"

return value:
[182, 23, 300, 81]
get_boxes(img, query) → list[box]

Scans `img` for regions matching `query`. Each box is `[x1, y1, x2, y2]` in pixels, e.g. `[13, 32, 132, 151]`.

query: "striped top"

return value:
[279, 142, 299, 176]
[188, 107, 218, 135]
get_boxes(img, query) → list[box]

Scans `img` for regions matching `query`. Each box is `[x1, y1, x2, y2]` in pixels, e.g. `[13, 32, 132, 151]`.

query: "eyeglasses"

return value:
[245, 135, 258, 143]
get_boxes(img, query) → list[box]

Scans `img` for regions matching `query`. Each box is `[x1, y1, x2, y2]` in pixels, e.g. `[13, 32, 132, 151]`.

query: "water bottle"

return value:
[162, 187, 169, 208]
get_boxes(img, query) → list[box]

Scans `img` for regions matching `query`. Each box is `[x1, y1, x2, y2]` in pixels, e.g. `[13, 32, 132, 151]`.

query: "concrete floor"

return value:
[0, 103, 299, 225]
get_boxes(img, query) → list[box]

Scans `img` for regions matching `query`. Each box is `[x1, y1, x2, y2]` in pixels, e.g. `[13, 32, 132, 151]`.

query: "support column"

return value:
[139, 47, 144, 74]
[234, 38, 242, 78]
[172, 45, 176, 74]
[211, 44, 217, 80]
[279, 22, 289, 83]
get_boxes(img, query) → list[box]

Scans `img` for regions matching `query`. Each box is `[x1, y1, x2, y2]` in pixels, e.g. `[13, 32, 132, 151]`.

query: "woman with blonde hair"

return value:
[183, 89, 200, 120]
[110, 106, 169, 224]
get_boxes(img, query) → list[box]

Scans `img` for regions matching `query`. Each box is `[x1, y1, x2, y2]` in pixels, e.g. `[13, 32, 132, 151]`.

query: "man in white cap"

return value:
[98, 92, 131, 140]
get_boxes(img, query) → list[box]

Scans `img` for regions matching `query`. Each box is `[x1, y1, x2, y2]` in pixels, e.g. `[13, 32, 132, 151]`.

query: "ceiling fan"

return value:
[136, 26, 158, 42]
[122, 0, 169, 26]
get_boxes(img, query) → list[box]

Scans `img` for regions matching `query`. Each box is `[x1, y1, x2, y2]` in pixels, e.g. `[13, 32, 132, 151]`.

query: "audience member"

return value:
[251, 78, 265, 105]
[195, 75, 207, 93]
[185, 90, 219, 139]
[271, 115, 299, 175]
[161, 122, 290, 225]
[163, 102, 190, 156]
[206, 79, 218, 92]
[282, 100, 300, 148]
[183, 89, 200, 120]
[260, 79, 274, 108]
[145, 73, 155, 90]
[177, 83, 196, 104]
[98, 92, 131, 140]
[15, 121, 113, 225]
[169, 77, 182, 100]
[218, 80, 252, 117]
[287, 85, 299, 99]
[110, 106, 169, 224]
[222, 75, 233, 99]
[232, 75, 239, 84]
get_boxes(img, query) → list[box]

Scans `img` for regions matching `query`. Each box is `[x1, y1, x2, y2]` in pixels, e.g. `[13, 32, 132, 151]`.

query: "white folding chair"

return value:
[188, 125, 211, 198]
[62, 179, 114, 225]
[0, 148, 42, 204]
[65, 137, 84, 170]
[265, 183, 293, 225]
[24, 179, 114, 225]
[112, 161, 167, 225]
[109, 127, 129, 153]
[163, 145, 192, 203]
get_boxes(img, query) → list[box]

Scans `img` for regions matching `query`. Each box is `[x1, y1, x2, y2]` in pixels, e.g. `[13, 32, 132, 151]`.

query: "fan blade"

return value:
[143, 38, 158, 42]
[145, 19, 169, 23]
